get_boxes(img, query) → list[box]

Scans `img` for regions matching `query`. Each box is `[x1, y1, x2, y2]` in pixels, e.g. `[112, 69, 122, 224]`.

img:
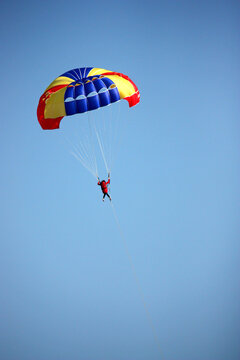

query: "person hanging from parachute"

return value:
[98, 173, 111, 202]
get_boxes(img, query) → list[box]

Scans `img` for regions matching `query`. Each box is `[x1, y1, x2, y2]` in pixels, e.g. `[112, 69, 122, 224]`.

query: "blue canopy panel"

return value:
[60, 67, 94, 81]
[64, 76, 120, 115]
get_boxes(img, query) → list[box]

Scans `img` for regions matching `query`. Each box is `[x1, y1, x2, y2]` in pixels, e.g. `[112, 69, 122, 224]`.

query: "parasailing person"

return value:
[98, 173, 111, 202]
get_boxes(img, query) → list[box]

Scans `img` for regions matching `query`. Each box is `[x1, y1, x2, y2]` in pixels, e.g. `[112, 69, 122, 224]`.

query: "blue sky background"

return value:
[0, 0, 240, 359]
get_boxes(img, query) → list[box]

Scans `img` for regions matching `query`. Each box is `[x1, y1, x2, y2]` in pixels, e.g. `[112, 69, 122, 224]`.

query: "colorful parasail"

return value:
[37, 67, 140, 130]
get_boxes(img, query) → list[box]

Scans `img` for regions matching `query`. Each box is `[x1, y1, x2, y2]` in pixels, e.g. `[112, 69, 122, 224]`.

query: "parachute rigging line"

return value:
[64, 134, 98, 178]
[87, 113, 99, 178]
[92, 114, 110, 174]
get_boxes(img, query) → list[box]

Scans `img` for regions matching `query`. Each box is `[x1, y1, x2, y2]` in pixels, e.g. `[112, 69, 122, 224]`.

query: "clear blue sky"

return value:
[0, 1, 240, 359]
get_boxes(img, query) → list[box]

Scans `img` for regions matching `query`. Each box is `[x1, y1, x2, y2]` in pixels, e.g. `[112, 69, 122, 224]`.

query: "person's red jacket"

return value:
[98, 179, 110, 194]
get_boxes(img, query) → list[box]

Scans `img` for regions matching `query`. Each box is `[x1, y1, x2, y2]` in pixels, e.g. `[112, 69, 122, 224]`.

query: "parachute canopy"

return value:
[37, 67, 140, 130]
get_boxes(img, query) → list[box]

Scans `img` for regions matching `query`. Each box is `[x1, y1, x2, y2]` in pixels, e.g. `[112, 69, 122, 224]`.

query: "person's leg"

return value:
[106, 193, 111, 201]
[102, 193, 106, 201]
